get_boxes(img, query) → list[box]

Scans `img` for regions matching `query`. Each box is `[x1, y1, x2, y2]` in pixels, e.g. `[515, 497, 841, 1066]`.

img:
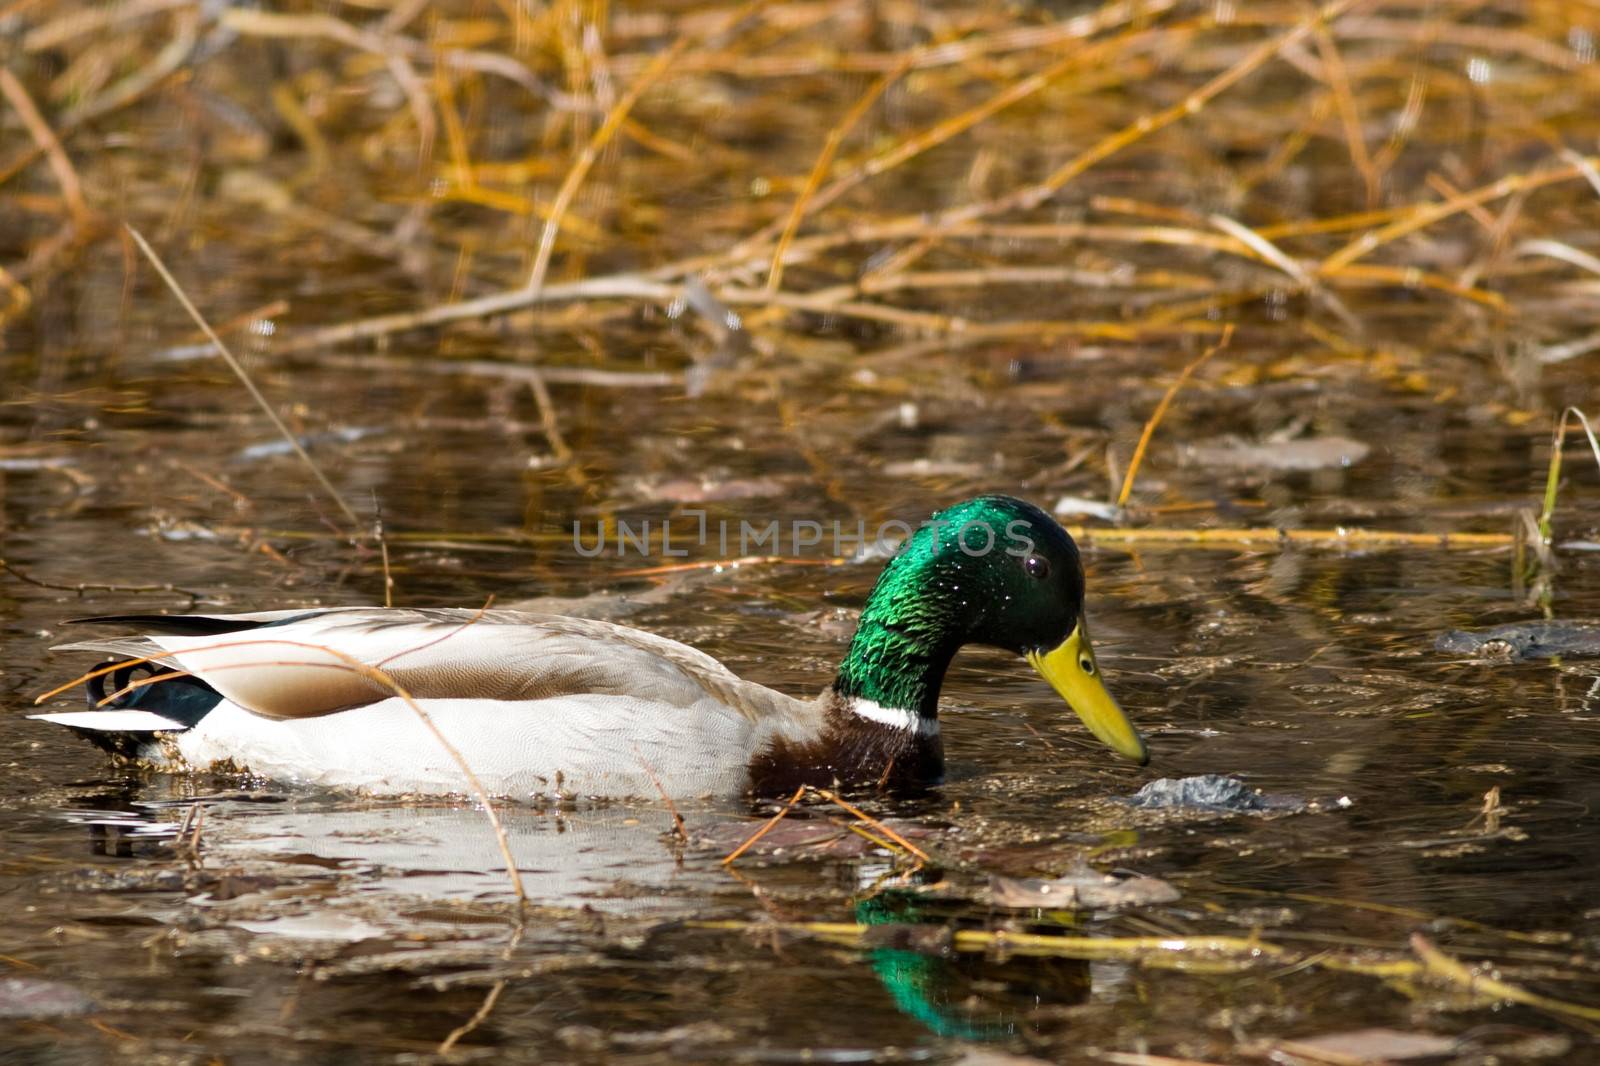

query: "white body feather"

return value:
[167, 696, 787, 798]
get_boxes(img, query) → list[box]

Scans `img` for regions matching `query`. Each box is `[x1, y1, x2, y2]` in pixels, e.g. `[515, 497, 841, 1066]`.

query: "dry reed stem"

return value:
[632, 746, 689, 845]
[96, 670, 193, 707]
[520, 0, 770, 297]
[375, 513, 394, 609]
[693, 919, 1282, 961]
[836, 819, 902, 856]
[302, 351, 677, 389]
[931, 0, 1367, 227]
[1068, 526, 1514, 550]
[765, 56, 910, 293]
[126, 225, 361, 528]
[218, 9, 435, 168]
[437, 980, 506, 1054]
[252, 0, 1417, 355]
[1312, 23, 1378, 207]
[1320, 155, 1600, 275]
[149, 522, 1514, 556]
[59, 8, 196, 128]
[739, 18, 1162, 258]
[22, 0, 192, 52]
[370, 600, 495, 673]
[1411, 933, 1600, 1024]
[1537, 407, 1600, 545]
[437, 922, 526, 1054]
[0, 68, 88, 225]
[686, 920, 1600, 1023]
[0, 557, 204, 602]
[635, 0, 1182, 77]
[1116, 325, 1236, 509]
[274, 181, 1542, 354]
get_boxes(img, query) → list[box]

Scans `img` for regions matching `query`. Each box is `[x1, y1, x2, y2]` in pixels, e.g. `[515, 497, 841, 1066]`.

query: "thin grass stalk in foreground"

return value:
[1116, 325, 1235, 508]
[125, 225, 361, 529]
[723, 785, 928, 866]
[1319, 154, 1600, 276]
[0, 557, 204, 602]
[1411, 934, 1600, 1025]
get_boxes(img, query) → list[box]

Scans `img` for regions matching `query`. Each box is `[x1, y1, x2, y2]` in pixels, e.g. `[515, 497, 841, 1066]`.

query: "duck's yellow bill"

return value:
[1027, 620, 1148, 764]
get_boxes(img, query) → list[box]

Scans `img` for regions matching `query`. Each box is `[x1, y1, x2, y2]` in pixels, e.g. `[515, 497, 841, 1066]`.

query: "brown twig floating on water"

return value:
[722, 785, 928, 867]
[722, 785, 806, 866]
[0, 557, 206, 604]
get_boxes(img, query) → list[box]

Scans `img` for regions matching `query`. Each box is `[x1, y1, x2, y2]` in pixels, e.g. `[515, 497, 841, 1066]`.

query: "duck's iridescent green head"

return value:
[834, 495, 1147, 764]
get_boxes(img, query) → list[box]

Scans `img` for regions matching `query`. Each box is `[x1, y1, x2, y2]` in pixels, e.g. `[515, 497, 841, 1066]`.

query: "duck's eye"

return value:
[1080, 656, 1095, 675]
[1024, 554, 1050, 580]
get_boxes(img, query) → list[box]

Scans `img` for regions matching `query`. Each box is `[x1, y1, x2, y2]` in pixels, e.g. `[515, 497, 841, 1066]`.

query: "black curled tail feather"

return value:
[85, 659, 223, 729]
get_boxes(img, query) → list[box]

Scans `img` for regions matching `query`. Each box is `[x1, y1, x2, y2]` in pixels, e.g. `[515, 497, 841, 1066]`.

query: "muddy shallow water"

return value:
[5, 337, 1600, 1063]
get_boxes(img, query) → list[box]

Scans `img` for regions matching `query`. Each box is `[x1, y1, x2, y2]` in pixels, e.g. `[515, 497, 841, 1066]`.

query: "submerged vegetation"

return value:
[3, 0, 1600, 1062]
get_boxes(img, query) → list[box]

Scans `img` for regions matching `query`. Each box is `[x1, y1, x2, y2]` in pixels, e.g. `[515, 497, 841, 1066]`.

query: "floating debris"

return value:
[1051, 496, 1122, 522]
[1435, 620, 1600, 660]
[1128, 775, 1305, 814]
[0, 977, 94, 1019]
[988, 867, 1178, 910]
[1183, 436, 1371, 471]
[235, 427, 380, 461]
[1271, 1026, 1457, 1063]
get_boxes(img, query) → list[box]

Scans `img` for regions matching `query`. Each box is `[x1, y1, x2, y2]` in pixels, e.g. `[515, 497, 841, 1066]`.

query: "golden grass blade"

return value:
[1320, 156, 1600, 275]
[0, 68, 89, 225]
[1312, 23, 1377, 206]
[522, 0, 768, 298]
[1538, 407, 1600, 545]
[939, 0, 1367, 226]
[1071, 525, 1513, 550]
[765, 56, 910, 293]
[1116, 325, 1235, 509]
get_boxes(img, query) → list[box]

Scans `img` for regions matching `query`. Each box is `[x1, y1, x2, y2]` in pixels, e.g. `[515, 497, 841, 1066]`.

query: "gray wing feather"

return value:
[56, 607, 791, 724]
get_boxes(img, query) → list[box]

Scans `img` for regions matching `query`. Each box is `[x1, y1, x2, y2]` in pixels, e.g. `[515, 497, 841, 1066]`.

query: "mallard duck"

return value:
[31, 496, 1147, 799]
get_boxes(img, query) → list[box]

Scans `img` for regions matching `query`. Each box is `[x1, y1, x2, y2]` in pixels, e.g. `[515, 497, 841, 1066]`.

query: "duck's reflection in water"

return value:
[192, 797, 726, 912]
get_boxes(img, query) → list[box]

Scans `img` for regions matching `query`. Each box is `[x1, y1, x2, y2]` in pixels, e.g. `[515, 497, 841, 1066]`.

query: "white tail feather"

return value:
[30, 710, 185, 732]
